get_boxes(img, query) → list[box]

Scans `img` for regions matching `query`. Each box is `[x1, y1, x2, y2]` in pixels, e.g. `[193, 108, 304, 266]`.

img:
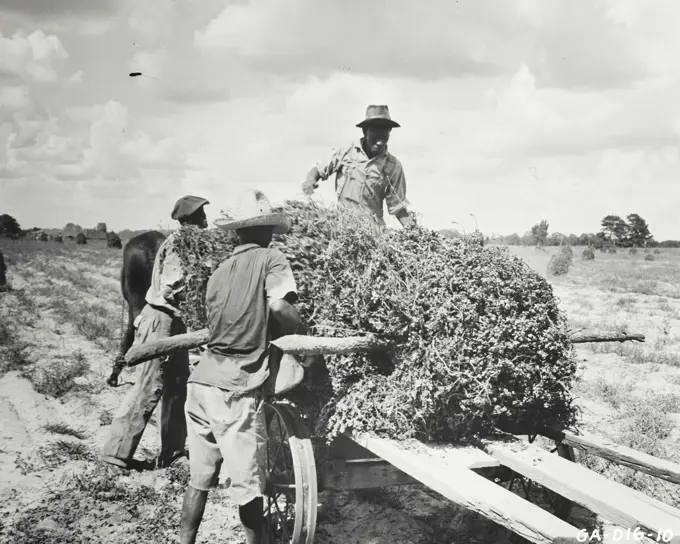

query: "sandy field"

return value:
[1, 238, 679, 543]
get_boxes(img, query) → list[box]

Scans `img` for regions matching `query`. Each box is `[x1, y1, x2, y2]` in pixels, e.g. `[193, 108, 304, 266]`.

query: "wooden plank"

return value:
[348, 432, 582, 544]
[484, 438, 680, 543]
[547, 428, 680, 486]
[320, 459, 418, 490]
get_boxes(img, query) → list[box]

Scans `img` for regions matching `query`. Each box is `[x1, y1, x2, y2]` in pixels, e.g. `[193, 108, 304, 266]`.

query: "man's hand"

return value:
[302, 179, 318, 195]
[396, 210, 416, 229]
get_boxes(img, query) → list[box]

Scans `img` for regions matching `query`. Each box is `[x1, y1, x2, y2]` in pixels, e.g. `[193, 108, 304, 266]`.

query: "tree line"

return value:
[489, 213, 680, 248]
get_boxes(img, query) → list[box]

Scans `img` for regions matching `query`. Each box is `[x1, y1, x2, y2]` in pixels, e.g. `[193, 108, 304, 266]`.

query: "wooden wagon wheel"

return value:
[263, 402, 318, 544]
[502, 435, 575, 522]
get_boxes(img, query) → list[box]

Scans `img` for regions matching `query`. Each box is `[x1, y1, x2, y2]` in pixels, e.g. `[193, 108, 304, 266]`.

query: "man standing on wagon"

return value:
[179, 189, 313, 544]
[100, 195, 210, 470]
[302, 104, 417, 229]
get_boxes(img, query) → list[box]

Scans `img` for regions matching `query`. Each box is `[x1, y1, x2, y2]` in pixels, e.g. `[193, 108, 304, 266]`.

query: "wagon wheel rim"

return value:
[264, 402, 317, 544]
[504, 436, 574, 521]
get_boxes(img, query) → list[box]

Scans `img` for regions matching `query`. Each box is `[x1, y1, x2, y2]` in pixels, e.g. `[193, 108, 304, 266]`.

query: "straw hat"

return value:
[356, 105, 400, 128]
[214, 189, 290, 234]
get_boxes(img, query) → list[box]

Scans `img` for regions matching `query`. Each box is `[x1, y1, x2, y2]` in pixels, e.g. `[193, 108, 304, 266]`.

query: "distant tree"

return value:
[96, 222, 107, 233]
[546, 232, 566, 246]
[567, 234, 579, 246]
[63, 223, 83, 238]
[530, 219, 549, 247]
[504, 233, 521, 245]
[600, 215, 628, 245]
[0, 214, 21, 238]
[626, 213, 653, 247]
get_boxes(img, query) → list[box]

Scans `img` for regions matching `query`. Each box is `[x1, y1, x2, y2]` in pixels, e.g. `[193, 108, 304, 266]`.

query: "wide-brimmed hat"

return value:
[171, 195, 209, 221]
[214, 189, 290, 234]
[356, 105, 400, 128]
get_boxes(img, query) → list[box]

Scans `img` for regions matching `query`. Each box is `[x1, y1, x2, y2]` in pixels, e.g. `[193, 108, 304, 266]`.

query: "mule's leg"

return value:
[107, 303, 138, 387]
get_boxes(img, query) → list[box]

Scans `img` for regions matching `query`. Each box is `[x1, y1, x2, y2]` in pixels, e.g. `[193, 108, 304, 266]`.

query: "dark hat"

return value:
[356, 105, 400, 128]
[171, 195, 209, 221]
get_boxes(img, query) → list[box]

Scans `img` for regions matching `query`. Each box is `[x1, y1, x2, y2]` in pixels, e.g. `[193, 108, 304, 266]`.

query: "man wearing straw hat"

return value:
[302, 104, 416, 229]
[180, 189, 312, 544]
[101, 195, 209, 470]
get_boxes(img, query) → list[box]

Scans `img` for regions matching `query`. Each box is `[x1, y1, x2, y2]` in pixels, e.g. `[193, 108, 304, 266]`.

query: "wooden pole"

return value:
[124, 331, 392, 367]
[569, 333, 645, 344]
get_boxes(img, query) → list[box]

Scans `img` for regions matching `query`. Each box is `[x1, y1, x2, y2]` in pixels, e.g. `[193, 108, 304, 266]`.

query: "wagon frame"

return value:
[264, 402, 680, 544]
[125, 331, 680, 544]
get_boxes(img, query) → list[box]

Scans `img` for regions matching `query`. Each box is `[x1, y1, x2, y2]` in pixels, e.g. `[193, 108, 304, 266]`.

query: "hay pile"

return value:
[581, 247, 595, 261]
[547, 246, 573, 276]
[176, 201, 578, 443]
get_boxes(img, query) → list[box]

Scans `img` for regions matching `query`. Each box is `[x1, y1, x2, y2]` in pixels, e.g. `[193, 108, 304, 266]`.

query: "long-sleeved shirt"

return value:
[145, 232, 185, 318]
[315, 138, 410, 225]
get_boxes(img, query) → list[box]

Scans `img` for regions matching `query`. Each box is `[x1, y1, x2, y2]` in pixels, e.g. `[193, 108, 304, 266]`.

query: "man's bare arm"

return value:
[270, 298, 309, 335]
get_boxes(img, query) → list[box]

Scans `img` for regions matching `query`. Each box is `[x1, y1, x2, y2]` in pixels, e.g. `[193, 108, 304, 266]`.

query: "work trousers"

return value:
[101, 304, 189, 466]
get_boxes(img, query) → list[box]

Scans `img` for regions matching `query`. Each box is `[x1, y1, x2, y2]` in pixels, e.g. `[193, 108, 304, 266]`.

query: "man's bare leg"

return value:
[240, 497, 264, 544]
[180, 485, 208, 544]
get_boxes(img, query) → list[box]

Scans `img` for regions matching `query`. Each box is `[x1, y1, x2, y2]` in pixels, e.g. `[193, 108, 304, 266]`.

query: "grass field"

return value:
[1, 238, 679, 543]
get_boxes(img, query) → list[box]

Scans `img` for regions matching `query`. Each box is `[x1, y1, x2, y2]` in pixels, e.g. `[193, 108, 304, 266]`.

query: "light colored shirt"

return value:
[189, 244, 298, 393]
[145, 232, 184, 317]
[315, 138, 410, 224]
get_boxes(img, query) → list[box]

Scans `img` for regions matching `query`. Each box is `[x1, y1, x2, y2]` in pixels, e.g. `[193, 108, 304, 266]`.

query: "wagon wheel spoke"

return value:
[263, 403, 317, 544]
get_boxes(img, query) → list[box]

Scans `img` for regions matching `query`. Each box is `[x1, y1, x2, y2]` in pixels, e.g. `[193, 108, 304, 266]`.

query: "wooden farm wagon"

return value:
[126, 332, 680, 544]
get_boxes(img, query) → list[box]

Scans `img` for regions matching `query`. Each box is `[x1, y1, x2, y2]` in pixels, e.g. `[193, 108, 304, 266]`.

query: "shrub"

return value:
[175, 201, 578, 443]
[547, 246, 573, 276]
[645, 254, 655, 262]
[581, 248, 595, 261]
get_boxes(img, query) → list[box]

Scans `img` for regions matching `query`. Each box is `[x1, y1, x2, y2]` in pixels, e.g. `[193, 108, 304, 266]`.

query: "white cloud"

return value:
[0, 29, 68, 83]
[67, 70, 84, 86]
[128, 0, 175, 45]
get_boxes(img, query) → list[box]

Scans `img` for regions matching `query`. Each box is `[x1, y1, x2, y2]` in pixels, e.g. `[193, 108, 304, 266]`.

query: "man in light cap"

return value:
[302, 104, 416, 229]
[180, 189, 313, 544]
[101, 195, 209, 470]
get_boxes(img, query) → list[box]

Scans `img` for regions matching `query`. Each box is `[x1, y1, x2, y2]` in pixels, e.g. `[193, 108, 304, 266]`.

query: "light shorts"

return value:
[184, 382, 267, 505]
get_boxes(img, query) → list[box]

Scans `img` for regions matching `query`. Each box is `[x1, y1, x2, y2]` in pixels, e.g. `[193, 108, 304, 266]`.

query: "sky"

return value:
[1, 0, 679, 239]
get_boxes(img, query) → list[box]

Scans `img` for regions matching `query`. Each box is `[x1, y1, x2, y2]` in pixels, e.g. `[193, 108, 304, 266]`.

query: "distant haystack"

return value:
[607, 247, 617, 254]
[645, 254, 655, 262]
[76, 232, 87, 245]
[547, 246, 573, 276]
[629, 247, 638, 255]
[30, 230, 48, 241]
[53, 234, 63, 243]
[653, 249, 661, 255]
[106, 231, 122, 249]
[96, 222, 107, 233]
[581, 247, 595, 261]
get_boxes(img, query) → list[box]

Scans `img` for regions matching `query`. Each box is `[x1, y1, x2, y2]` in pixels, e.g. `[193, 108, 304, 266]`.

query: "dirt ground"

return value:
[1, 239, 679, 543]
